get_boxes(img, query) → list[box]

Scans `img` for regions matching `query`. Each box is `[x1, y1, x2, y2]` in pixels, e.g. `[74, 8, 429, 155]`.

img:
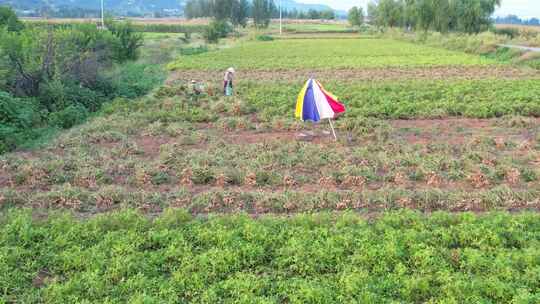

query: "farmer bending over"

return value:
[224, 67, 235, 96]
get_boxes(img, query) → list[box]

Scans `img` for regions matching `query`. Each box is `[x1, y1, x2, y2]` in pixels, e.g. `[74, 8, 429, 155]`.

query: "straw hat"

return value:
[227, 67, 235, 73]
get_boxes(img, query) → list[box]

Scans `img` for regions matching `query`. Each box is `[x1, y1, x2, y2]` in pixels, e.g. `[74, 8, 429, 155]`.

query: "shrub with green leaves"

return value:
[48, 104, 89, 129]
[108, 63, 165, 99]
[131, 23, 207, 35]
[179, 45, 209, 56]
[0, 14, 162, 153]
[106, 19, 144, 62]
[0, 6, 24, 32]
[492, 27, 520, 39]
[0, 91, 41, 153]
[256, 34, 274, 41]
[204, 20, 232, 43]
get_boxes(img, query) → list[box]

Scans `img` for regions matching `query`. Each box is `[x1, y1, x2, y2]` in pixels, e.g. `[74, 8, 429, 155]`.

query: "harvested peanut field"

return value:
[2, 35, 540, 215]
[1, 100, 539, 214]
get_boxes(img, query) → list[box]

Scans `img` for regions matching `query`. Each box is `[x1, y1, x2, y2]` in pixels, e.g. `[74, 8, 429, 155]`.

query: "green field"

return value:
[2, 23, 540, 303]
[2, 209, 539, 303]
[168, 39, 497, 70]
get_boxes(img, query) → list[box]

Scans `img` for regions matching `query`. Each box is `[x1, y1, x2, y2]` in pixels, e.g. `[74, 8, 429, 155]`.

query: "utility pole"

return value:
[279, 0, 282, 35]
[101, 0, 105, 29]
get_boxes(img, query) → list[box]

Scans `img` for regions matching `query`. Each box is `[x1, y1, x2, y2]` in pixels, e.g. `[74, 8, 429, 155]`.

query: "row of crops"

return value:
[1, 209, 539, 303]
[240, 79, 540, 119]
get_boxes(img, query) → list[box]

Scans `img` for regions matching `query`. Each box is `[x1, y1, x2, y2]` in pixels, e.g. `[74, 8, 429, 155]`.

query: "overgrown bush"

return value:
[0, 91, 40, 130]
[482, 47, 522, 62]
[0, 91, 41, 153]
[106, 20, 144, 62]
[48, 104, 89, 129]
[383, 28, 507, 55]
[131, 23, 207, 36]
[256, 34, 274, 41]
[0, 6, 24, 32]
[204, 20, 232, 43]
[0, 12, 161, 154]
[108, 63, 165, 99]
[492, 27, 520, 39]
[179, 45, 209, 56]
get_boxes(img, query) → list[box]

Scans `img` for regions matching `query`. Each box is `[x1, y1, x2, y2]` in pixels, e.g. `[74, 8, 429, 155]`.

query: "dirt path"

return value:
[169, 66, 540, 83]
[499, 44, 540, 52]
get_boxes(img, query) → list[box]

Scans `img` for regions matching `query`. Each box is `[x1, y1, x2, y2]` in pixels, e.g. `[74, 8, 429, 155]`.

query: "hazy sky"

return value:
[298, 0, 540, 19]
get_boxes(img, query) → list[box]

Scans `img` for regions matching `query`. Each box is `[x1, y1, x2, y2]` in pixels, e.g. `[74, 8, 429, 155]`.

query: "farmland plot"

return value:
[2, 35, 539, 214]
[1, 92, 538, 214]
[169, 39, 498, 70]
[240, 79, 540, 119]
[1, 33, 540, 303]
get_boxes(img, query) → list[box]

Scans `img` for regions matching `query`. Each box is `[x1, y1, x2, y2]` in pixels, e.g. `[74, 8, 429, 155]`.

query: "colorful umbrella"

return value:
[295, 79, 346, 140]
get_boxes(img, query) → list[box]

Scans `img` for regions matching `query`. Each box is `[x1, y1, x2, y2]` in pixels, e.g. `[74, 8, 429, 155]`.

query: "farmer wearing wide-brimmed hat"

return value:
[224, 67, 235, 96]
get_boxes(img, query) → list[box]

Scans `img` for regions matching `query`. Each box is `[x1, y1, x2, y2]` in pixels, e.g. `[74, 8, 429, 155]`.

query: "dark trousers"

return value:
[224, 80, 233, 94]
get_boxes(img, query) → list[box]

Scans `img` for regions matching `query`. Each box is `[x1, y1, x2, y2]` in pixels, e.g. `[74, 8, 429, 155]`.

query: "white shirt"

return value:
[224, 72, 234, 82]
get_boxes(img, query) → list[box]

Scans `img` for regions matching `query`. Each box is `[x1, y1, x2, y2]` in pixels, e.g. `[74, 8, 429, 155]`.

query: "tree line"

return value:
[348, 6, 365, 27]
[282, 9, 336, 20]
[185, 0, 264, 27]
[366, 0, 502, 33]
[185, 0, 336, 28]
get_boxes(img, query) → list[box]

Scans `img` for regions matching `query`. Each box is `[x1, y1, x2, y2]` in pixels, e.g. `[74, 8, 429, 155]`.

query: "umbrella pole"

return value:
[328, 118, 337, 141]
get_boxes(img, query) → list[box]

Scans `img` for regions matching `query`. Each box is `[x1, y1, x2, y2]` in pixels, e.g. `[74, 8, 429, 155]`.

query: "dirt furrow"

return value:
[169, 66, 540, 83]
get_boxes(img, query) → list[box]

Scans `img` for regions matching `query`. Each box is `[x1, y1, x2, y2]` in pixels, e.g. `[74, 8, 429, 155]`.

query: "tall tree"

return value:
[231, 0, 250, 27]
[348, 6, 365, 27]
[403, 0, 417, 28]
[252, 0, 275, 28]
[456, 0, 500, 33]
[415, 0, 434, 31]
[211, 0, 234, 21]
[367, 1, 381, 26]
[185, 0, 213, 18]
[374, 0, 404, 27]
[0, 6, 24, 32]
[367, 0, 501, 33]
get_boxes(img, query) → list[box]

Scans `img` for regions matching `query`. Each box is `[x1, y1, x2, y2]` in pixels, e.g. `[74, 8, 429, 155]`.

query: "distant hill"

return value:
[280, 0, 332, 12]
[1, 0, 184, 15]
[1, 0, 342, 17]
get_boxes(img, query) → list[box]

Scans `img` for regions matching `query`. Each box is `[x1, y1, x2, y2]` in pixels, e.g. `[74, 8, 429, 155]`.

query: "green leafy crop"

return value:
[168, 38, 497, 71]
[239, 78, 540, 119]
[0, 210, 539, 303]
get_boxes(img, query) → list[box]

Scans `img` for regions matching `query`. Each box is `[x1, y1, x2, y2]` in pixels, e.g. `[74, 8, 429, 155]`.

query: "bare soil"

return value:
[391, 118, 528, 145]
[169, 66, 540, 83]
[2, 118, 538, 214]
